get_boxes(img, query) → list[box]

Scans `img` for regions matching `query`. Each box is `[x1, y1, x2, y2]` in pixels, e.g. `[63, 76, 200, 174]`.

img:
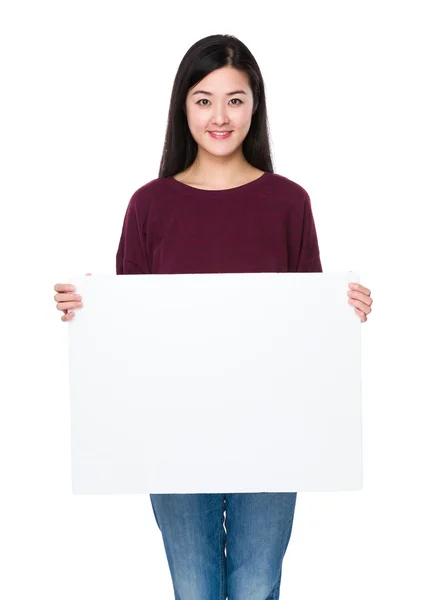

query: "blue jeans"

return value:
[150, 492, 297, 600]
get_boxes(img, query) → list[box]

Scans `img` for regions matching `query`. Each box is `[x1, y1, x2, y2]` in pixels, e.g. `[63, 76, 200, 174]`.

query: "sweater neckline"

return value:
[166, 171, 270, 194]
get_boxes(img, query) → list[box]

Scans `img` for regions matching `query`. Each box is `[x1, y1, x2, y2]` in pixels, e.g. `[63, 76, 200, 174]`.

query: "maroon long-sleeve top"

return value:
[116, 171, 322, 276]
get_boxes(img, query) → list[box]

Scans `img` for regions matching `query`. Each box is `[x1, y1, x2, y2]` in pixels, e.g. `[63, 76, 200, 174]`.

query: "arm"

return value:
[116, 195, 151, 275]
[288, 190, 322, 273]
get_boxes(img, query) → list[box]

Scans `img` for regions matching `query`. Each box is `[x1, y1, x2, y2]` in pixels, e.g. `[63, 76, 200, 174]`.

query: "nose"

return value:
[210, 101, 230, 126]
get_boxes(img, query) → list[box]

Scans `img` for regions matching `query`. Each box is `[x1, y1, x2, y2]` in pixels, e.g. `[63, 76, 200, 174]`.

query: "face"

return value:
[185, 66, 255, 158]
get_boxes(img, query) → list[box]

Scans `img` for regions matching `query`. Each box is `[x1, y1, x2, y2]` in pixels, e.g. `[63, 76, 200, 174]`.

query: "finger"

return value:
[54, 283, 76, 293]
[54, 291, 81, 302]
[348, 282, 371, 296]
[56, 300, 83, 311]
[347, 290, 373, 306]
[55, 273, 91, 291]
[348, 298, 371, 314]
[62, 311, 75, 321]
[354, 307, 367, 322]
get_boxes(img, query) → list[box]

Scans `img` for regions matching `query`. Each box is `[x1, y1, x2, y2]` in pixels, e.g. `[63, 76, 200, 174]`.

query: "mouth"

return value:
[208, 131, 233, 139]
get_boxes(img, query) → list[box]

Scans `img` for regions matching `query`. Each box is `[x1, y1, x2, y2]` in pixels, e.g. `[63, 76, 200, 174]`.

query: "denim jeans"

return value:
[150, 492, 297, 600]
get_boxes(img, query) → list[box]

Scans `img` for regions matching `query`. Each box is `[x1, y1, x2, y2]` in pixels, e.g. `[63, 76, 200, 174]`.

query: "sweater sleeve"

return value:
[289, 190, 323, 273]
[116, 194, 151, 275]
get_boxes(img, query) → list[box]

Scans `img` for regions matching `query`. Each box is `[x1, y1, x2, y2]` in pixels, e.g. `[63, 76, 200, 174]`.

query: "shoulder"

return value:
[125, 177, 172, 213]
[269, 172, 309, 198]
[130, 176, 169, 200]
[266, 172, 311, 216]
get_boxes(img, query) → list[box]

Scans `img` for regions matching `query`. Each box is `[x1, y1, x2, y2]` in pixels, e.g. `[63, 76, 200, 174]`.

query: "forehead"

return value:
[188, 66, 250, 94]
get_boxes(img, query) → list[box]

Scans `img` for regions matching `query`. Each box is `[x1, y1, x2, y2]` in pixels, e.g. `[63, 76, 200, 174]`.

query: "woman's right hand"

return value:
[54, 273, 92, 322]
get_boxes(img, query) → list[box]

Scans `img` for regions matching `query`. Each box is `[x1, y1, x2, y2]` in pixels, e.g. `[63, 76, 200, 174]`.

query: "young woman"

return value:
[54, 34, 373, 600]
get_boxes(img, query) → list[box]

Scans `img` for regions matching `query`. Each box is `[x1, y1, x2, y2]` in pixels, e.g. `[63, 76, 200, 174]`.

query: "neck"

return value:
[187, 148, 252, 186]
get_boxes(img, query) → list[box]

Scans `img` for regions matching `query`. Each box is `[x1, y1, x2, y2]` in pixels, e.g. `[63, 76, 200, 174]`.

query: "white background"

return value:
[1, 0, 440, 598]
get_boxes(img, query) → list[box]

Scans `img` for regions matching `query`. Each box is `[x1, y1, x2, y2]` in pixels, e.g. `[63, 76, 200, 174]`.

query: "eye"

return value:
[196, 98, 243, 106]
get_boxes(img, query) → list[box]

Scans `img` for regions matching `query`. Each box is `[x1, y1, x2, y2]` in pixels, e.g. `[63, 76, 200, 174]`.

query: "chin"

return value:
[205, 147, 239, 157]
[200, 138, 243, 154]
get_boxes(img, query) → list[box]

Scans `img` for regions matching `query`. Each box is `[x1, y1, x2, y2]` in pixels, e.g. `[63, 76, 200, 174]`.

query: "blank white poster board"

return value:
[68, 271, 362, 494]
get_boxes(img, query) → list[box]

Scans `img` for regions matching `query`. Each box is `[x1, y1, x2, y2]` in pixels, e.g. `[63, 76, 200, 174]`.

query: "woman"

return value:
[54, 34, 373, 600]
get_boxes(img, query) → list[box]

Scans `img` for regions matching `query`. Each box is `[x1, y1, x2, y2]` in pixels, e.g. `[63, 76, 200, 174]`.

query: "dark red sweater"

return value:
[116, 171, 322, 276]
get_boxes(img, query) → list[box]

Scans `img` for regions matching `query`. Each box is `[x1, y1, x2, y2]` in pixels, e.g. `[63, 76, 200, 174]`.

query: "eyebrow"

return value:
[191, 89, 248, 97]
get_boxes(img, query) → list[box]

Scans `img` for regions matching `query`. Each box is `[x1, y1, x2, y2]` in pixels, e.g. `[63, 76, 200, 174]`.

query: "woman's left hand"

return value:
[347, 282, 373, 323]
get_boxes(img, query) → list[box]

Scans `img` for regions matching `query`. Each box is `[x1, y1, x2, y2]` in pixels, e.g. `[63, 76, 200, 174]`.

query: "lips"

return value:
[208, 131, 233, 139]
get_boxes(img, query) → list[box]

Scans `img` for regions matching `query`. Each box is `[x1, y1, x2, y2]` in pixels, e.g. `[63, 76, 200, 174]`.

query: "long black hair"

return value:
[158, 34, 274, 178]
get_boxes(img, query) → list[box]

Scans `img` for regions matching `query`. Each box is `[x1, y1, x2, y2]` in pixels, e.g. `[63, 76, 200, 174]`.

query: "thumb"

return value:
[85, 273, 92, 276]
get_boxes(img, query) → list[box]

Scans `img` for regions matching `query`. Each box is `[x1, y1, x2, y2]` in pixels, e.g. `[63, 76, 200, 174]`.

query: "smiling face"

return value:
[185, 66, 255, 159]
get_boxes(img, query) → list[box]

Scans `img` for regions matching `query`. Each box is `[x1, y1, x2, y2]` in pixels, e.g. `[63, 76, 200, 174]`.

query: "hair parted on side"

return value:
[158, 34, 274, 178]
